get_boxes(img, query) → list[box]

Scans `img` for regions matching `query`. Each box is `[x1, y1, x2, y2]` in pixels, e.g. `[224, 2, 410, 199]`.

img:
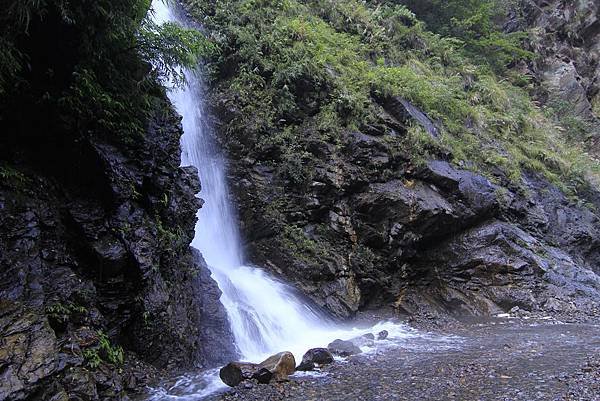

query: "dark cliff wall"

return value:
[0, 2, 235, 400]
[0, 95, 235, 401]
[184, 0, 600, 322]
[508, 0, 600, 154]
[225, 124, 600, 321]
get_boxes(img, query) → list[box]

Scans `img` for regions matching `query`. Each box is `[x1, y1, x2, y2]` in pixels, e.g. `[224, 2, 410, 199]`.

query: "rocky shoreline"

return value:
[204, 318, 600, 401]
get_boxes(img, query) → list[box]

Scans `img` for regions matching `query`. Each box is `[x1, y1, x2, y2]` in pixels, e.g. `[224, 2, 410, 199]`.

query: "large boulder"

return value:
[219, 362, 264, 387]
[219, 351, 296, 387]
[252, 368, 274, 384]
[349, 333, 375, 347]
[258, 351, 296, 381]
[327, 339, 362, 357]
[378, 96, 441, 138]
[296, 348, 334, 371]
[377, 330, 389, 340]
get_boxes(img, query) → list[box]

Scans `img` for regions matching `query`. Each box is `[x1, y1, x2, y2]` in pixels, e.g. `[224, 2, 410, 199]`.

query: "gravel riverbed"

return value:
[203, 319, 600, 401]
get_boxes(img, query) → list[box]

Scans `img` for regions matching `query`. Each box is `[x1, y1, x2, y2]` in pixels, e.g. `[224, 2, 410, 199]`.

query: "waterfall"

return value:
[151, 0, 412, 380]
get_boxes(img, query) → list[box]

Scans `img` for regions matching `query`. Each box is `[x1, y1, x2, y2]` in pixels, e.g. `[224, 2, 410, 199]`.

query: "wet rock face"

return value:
[0, 98, 235, 400]
[507, 0, 600, 152]
[396, 169, 600, 321]
[228, 134, 509, 318]
[377, 96, 441, 139]
[223, 103, 600, 322]
[220, 362, 265, 387]
[0, 302, 58, 400]
[194, 248, 238, 367]
[327, 339, 362, 357]
[404, 220, 600, 317]
[296, 348, 334, 371]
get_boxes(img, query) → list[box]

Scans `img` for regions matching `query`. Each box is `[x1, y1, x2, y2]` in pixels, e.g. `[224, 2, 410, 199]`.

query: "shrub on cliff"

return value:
[0, 0, 209, 144]
[398, 0, 531, 71]
[188, 0, 599, 194]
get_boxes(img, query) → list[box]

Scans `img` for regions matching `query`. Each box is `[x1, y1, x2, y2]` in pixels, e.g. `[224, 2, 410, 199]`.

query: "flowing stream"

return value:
[151, 1, 415, 398]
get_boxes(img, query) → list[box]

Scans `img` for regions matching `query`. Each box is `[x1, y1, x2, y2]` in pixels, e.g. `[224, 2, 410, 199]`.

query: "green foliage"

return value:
[0, 0, 69, 84]
[143, 311, 151, 326]
[0, 164, 27, 187]
[1, 0, 208, 143]
[46, 302, 87, 323]
[188, 0, 599, 195]
[398, 0, 533, 71]
[82, 348, 103, 369]
[282, 224, 330, 264]
[160, 193, 169, 208]
[98, 331, 125, 365]
[138, 18, 216, 86]
[155, 214, 186, 251]
[82, 330, 124, 369]
[543, 98, 594, 143]
[58, 68, 149, 141]
[0, 38, 21, 98]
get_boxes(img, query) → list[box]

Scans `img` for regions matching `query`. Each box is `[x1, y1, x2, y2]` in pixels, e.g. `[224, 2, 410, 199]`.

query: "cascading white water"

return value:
[152, 0, 414, 377]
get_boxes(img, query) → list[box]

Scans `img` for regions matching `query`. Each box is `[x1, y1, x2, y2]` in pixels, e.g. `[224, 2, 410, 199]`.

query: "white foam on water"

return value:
[148, 369, 226, 401]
